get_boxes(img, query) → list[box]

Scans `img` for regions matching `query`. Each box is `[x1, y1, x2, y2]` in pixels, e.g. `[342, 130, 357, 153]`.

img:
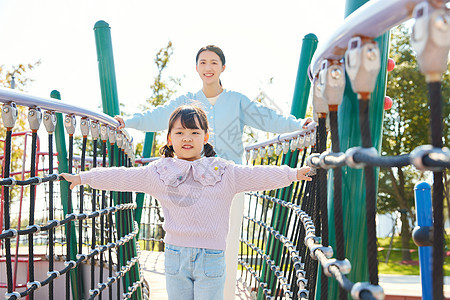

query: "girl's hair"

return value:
[195, 45, 226, 66]
[159, 105, 216, 158]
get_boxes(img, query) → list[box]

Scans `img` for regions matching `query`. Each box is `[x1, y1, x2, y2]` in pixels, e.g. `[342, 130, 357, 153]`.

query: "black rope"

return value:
[78, 136, 87, 299]
[107, 142, 113, 300]
[48, 133, 55, 300]
[99, 141, 107, 300]
[317, 116, 329, 299]
[91, 139, 98, 294]
[66, 135, 74, 300]
[358, 98, 379, 285]
[330, 109, 347, 300]
[428, 81, 444, 300]
[4, 130, 14, 294]
[28, 131, 38, 300]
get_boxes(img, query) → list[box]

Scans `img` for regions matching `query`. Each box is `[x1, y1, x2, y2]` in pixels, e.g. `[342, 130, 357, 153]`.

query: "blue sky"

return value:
[0, 0, 346, 138]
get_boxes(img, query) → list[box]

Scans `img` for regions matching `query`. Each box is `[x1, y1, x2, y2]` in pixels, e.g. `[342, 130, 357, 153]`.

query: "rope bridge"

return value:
[237, 0, 449, 299]
[0, 88, 149, 299]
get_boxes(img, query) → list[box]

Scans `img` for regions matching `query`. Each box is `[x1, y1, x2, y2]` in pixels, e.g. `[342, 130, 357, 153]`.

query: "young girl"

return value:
[62, 105, 311, 300]
[116, 46, 312, 297]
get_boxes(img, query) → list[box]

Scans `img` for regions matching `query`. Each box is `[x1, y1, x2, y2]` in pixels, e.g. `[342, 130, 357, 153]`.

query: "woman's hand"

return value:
[302, 117, 313, 129]
[114, 115, 125, 129]
[60, 173, 81, 189]
[297, 167, 312, 181]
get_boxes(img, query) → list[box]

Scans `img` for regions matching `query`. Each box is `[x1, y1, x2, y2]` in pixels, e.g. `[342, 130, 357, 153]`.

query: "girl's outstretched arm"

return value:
[60, 173, 81, 190]
[233, 164, 312, 194]
[297, 167, 312, 181]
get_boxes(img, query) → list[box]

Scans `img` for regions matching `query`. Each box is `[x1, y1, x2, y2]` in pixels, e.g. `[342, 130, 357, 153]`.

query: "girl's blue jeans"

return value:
[164, 244, 226, 300]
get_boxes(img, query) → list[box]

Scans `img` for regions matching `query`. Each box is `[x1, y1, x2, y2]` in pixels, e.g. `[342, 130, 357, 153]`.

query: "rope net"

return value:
[0, 103, 148, 300]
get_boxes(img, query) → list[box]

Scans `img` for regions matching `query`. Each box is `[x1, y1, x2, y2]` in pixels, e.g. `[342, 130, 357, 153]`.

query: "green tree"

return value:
[378, 25, 449, 260]
[141, 41, 182, 157]
[0, 61, 42, 175]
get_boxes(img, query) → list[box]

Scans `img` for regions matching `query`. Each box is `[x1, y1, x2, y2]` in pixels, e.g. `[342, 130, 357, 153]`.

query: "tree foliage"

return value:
[138, 41, 182, 157]
[0, 61, 41, 200]
[378, 24, 449, 260]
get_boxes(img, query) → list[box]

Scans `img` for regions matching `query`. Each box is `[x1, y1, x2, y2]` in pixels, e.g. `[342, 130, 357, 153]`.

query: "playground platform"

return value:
[140, 250, 449, 299]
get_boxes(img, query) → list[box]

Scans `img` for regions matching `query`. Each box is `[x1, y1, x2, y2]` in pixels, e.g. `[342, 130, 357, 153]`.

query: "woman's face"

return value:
[196, 50, 226, 85]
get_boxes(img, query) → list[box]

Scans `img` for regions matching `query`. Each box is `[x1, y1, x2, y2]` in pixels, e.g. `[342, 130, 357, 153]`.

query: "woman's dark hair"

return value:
[159, 105, 216, 158]
[195, 45, 226, 66]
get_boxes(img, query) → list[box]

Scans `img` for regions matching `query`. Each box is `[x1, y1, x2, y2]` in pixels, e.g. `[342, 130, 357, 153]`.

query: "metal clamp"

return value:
[5, 292, 21, 299]
[31, 177, 42, 185]
[3, 178, 17, 187]
[259, 146, 267, 157]
[91, 121, 100, 141]
[350, 282, 385, 300]
[320, 60, 345, 106]
[2, 229, 17, 239]
[319, 151, 331, 169]
[64, 114, 76, 135]
[323, 258, 352, 277]
[100, 124, 110, 142]
[26, 224, 41, 234]
[80, 118, 90, 137]
[98, 283, 107, 290]
[47, 219, 60, 227]
[312, 76, 328, 114]
[43, 111, 57, 133]
[76, 254, 87, 262]
[306, 153, 320, 169]
[27, 107, 42, 131]
[47, 270, 60, 278]
[345, 147, 377, 169]
[64, 260, 77, 269]
[26, 281, 41, 291]
[410, 145, 450, 171]
[411, 1, 450, 79]
[345, 37, 381, 94]
[116, 131, 123, 148]
[310, 245, 334, 260]
[108, 127, 116, 144]
[2, 102, 18, 129]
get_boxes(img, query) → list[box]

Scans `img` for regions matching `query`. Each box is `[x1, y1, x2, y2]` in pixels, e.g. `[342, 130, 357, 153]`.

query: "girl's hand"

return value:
[60, 173, 81, 189]
[297, 167, 312, 181]
[114, 116, 125, 129]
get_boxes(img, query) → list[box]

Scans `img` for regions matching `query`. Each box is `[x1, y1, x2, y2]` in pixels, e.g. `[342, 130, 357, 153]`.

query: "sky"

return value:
[0, 0, 347, 141]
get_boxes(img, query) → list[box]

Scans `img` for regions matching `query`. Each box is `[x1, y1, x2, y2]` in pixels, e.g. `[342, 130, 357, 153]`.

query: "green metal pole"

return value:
[324, 1, 391, 298]
[51, 90, 83, 300]
[135, 132, 154, 225]
[258, 34, 317, 299]
[93, 20, 142, 299]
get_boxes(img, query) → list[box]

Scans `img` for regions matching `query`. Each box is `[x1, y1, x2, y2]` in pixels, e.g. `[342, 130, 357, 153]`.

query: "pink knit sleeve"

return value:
[232, 164, 298, 193]
[79, 164, 157, 194]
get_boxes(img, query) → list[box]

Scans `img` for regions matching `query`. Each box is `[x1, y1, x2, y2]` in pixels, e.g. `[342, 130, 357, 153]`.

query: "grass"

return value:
[377, 236, 450, 276]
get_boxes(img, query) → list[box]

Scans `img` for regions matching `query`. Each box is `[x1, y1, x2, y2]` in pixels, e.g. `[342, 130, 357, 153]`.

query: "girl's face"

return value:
[168, 117, 209, 161]
[196, 50, 226, 85]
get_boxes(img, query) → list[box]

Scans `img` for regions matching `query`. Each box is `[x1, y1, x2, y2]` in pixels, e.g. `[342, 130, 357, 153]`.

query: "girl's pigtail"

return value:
[159, 144, 175, 158]
[203, 143, 216, 157]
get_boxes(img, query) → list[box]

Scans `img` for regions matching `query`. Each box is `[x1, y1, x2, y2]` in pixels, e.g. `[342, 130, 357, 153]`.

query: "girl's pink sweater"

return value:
[80, 157, 298, 250]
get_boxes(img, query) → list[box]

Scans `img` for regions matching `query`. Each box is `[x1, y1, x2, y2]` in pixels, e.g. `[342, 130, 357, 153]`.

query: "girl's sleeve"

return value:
[239, 94, 307, 133]
[124, 95, 187, 131]
[79, 165, 157, 194]
[232, 164, 298, 194]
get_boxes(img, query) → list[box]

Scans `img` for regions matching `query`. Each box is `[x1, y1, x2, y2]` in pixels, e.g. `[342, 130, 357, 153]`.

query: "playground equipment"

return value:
[0, 0, 448, 299]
